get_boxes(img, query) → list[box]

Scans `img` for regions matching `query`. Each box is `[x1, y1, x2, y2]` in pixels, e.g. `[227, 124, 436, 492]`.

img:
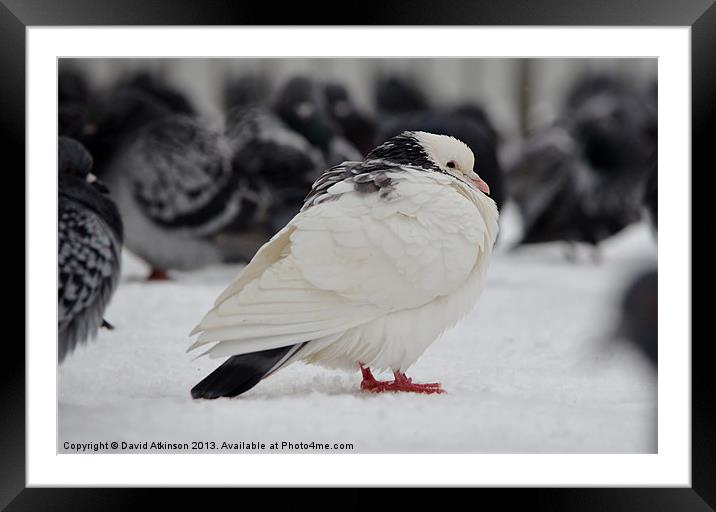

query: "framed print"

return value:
[5, 0, 709, 507]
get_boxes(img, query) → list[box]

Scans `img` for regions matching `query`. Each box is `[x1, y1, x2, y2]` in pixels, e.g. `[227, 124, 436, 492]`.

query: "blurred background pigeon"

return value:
[453, 102, 501, 148]
[508, 73, 655, 256]
[643, 80, 658, 233]
[58, 136, 123, 362]
[273, 75, 362, 166]
[58, 67, 92, 140]
[81, 72, 196, 178]
[616, 269, 657, 367]
[56, 62, 659, 271]
[215, 106, 325, 261]
[103, 114, 237, 279]
[643, 162, 658, 232]
[323, 81, 377, 156]
[375, 75, 429, 116]
[223, 73, 272, 111]
[507, 125, 589, 249]
[566, 74, 654, 176]
[127, 72, 196, 116]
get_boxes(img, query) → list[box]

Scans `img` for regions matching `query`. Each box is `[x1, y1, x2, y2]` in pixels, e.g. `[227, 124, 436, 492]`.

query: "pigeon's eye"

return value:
[296, 102, 315, 119]
[446, 161, 456, 169]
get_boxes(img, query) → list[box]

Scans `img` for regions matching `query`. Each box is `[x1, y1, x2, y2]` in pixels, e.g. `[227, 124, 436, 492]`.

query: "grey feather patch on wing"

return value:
[302, 160, 400, 210]
[226, 107, 323, 165]
[126, 115, 238, 236]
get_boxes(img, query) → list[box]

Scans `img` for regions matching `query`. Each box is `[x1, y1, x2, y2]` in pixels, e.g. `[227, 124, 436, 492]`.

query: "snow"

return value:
[59, 211, 657, 454]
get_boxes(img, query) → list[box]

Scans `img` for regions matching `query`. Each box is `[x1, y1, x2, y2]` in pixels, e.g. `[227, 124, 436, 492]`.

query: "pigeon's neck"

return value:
[366, 134, 438, 171]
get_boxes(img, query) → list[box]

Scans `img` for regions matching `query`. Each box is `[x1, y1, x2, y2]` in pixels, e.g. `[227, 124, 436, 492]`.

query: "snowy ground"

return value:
[59, 211, 657, 454]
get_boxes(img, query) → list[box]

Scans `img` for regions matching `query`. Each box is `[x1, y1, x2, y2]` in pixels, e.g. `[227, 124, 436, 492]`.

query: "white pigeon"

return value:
[189, 131, 499, 398]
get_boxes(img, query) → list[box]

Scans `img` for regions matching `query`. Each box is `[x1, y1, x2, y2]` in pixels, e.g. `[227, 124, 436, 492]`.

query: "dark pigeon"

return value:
[323, 81, 377, 156]
[617, 269, 657, 367]
[223, 73, 272, 111]
[273, 76, 362, 166]
[375, 75, 429, 116]
[510, 74, 655, 252]
[212, 107, 327, 263]
[58, 137, 123, 362]
[58, 66, 93, 140]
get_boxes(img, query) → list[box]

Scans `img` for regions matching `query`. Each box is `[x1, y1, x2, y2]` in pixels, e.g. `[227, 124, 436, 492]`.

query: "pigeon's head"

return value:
[571, 93, 652, 172]
[367, 131, 491, 195]
[58, 136, 109, 194]
[59, 136, 123, 240]
[274, 76, 337, 152]
[324, 82, 352, 117]
[375, 76, 429, 115]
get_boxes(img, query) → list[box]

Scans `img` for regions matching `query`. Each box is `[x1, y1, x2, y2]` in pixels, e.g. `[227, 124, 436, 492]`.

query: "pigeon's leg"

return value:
[147, 268, 170, 281]
[360, 364, 393, 392]
[563, 242, 578, 263]
[390, 371, 446, 394]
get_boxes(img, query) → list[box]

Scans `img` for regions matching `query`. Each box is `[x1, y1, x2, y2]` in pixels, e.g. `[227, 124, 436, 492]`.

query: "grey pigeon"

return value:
[58, 137, 123, 362]
[220, 107, 325, 245]
[104, 114, 238, 279]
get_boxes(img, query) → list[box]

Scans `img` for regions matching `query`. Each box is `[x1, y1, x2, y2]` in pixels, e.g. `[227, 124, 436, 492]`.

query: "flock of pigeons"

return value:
[509, 75, 657, 255]
[58, 67, 658, 383]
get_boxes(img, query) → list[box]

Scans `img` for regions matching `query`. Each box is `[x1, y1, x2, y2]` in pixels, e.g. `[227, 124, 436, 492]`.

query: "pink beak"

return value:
[471, 176, 490, 195]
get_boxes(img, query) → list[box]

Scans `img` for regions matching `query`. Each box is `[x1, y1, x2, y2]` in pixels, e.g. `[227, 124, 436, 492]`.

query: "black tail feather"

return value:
[191, 345, 297, 399]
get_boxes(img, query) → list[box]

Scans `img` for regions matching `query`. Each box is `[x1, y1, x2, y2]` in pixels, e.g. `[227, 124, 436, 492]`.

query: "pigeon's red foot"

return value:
[359, 365, 445, 394]
[360, 365, 389, 392]
[147, 268, 170, 281]
[390, 371, 445, 394]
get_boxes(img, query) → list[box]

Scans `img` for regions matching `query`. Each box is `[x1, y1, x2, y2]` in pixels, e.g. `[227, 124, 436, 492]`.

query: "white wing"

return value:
[189, 168, 495, 359]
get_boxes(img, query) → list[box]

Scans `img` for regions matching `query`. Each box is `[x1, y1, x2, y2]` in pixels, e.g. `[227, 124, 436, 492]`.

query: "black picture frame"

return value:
[5, 0, 707, 508]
